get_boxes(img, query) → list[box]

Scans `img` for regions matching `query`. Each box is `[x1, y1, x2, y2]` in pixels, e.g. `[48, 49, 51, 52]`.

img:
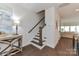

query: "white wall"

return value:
[0, 4, 42, 47]
[19, 13, 40, 47]
[45, 7, 60, 48]
[61, 15, 79, 26]
[13, 6, 43, 47]
[0, 4, 61, 50]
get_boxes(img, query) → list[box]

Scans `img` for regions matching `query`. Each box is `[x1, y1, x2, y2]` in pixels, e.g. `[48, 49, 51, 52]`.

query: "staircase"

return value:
[28, 14, 46, 49]
[31, 23, 46, 49]
[28, 10, 46, 49]
[31, 24, 46, 46]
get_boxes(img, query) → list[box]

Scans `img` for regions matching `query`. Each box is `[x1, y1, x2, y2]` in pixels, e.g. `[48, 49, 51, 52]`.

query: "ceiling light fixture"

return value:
[11, 14, 20, 21]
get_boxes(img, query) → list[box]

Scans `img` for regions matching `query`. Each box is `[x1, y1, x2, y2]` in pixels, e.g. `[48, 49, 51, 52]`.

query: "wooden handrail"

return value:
[28, 17, 45, 33]
[37, 10, 45, 14]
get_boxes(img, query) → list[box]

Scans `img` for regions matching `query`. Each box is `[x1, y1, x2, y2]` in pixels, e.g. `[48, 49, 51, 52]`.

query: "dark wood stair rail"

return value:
[28, 17, 45, 33]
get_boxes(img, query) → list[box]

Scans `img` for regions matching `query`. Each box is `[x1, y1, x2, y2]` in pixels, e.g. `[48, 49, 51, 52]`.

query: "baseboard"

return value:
[46, 37, 60, 48]
[46, 44, 54, 48]
[22, 42, 31, 48]
[30, 41, 46, 50]
[54, 37, 61, 48]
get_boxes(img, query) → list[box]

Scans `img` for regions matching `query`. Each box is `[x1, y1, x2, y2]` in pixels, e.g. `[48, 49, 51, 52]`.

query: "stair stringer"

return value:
[30, 40, 47, 50]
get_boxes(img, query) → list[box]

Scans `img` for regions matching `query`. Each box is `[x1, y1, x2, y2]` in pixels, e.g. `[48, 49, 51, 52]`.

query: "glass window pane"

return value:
[61, 26, 65, 32]
[76, 26, 79, 32]
[64, 26, 69, 32]
[70, 26, 76, 32]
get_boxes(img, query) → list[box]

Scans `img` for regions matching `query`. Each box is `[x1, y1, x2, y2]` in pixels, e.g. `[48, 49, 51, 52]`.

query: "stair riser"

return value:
[35, 35, 40, 37]
[31, 41, 43, 46]
[33, 38, 45, 42]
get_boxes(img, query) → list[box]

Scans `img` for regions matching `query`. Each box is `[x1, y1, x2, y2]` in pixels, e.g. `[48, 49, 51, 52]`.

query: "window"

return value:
[76, 26, 79, 32]
[61, 26, 65, 32]
[64, 26, 69, 32]
[70, 26, 76, 32]
[0, 11, 13, 33]
[60, 26, 77, 32]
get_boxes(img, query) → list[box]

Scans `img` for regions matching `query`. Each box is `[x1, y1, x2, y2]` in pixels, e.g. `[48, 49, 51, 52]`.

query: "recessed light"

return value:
[75, 9, 79, 11]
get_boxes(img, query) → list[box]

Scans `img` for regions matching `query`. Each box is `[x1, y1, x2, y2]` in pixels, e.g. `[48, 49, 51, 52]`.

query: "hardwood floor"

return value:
[13, 38, 76, 56]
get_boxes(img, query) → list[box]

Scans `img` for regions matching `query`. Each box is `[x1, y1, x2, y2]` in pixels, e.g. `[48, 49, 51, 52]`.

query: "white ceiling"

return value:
[58, 3, 79, 18]
[18, 3, 79, 19]
[1, 3, 75, 19]
[0, 3, 63, 19]
[17, 3, 62, 12]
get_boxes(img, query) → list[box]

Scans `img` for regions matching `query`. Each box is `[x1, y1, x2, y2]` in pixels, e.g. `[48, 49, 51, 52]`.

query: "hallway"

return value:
[14, 38, 76, 56]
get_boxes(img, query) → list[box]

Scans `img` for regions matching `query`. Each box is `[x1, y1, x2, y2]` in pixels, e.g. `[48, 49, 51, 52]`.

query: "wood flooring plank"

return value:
[13, 38, 76, 56]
